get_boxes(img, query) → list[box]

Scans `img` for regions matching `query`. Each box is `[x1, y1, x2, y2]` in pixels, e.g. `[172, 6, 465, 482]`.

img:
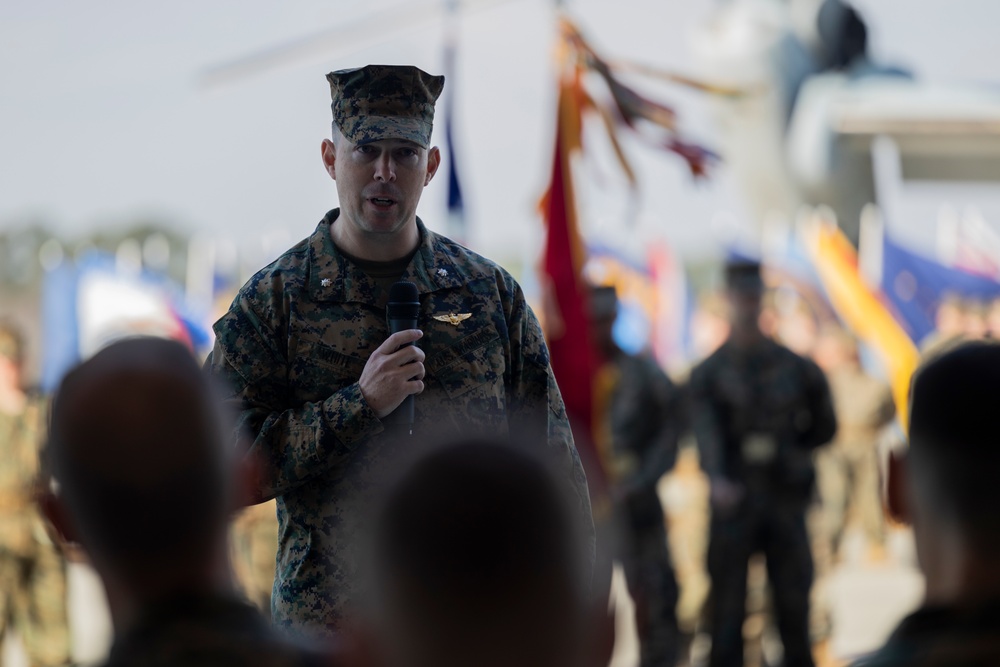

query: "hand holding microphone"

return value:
[358, 282, 423, 430]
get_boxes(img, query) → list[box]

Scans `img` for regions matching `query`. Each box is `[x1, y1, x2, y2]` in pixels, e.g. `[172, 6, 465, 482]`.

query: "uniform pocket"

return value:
[289, 341, 367, 403]
[432, 328, 502, 396]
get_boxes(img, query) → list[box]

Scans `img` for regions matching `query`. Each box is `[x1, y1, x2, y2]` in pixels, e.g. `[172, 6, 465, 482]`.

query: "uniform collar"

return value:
[308, 209, 486, 305]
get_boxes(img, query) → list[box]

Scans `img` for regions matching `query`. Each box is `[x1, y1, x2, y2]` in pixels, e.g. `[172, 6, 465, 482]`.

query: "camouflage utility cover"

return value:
[327, 65, 444, 148]
[208, 209, 592, 637]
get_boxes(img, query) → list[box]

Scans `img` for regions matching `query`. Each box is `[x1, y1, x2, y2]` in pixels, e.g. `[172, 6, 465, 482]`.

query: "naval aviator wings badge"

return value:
[433, 312, 472, 326]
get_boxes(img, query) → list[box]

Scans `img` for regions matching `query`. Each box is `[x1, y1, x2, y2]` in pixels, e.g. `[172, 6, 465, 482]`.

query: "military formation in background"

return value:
[1, 259, 994, 666]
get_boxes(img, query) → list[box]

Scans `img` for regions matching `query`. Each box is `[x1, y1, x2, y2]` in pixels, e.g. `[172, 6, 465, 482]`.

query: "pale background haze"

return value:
[2, 0, 999, 267]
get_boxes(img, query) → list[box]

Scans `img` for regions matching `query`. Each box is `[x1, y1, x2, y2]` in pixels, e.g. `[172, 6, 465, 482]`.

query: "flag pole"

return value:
[443, 0, 467, 245]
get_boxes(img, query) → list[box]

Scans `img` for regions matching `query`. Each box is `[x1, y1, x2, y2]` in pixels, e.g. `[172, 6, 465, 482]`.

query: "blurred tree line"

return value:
[0, 216, 191, 289]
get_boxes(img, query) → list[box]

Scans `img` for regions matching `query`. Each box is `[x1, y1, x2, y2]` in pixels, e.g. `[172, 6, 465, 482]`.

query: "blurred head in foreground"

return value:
[43, 337, 234, 623]
[888, 341, 1000, 606]
[357, 442, 586, 667]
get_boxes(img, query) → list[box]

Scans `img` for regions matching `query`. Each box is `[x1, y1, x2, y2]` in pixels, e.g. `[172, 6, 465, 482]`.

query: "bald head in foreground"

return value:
[42, 337, 338, 667]
[855, 341, 1000, 666]
[352, 441, 587, 667]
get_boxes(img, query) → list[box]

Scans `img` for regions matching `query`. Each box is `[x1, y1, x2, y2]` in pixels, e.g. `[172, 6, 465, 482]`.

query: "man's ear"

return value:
[424, 146, 442, 186]
[885, 449, 912, 525]
[321, 139, 337, 180]
[39, 490, 80, 547]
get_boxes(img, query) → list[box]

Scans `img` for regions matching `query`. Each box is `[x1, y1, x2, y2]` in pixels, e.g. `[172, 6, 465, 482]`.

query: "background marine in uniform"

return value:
[690, 261, 837, 667]
[0, 323, 70, 667]
[589, 285, 683, 667]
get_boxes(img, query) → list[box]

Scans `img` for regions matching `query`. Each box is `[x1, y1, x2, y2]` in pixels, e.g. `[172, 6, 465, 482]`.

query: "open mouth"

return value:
[368, 197, 397, 209]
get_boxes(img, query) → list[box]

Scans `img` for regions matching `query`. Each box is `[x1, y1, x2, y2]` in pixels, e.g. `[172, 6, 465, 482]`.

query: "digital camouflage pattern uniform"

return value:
[815, 366, 894, 556]
[102, 593, 338, 667]
[599, 352, 684, 667]
[208, 211, 592, 637]
[0, 394, 70, 666]
[850, 601, 1000, 667]
[690, 338, 836, 667]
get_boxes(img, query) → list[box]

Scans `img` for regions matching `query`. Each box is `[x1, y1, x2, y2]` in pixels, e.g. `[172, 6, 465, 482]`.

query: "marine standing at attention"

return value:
[207, 65, 593, 638]
[589, 286, 683, 667]
[689, 261, 836, 667]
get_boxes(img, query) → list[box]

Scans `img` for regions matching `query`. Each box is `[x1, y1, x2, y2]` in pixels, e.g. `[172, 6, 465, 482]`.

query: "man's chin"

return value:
[359, 216, 411, 235]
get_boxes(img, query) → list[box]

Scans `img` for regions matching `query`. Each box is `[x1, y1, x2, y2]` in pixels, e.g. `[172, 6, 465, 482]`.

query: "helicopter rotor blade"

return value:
[199, 0, 518, 90]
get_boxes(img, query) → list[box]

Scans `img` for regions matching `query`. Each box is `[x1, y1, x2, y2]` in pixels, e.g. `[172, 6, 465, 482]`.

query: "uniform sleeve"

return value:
[797, 358, 838, 449]
[689, 362, 726, 479]
[628, 362, 684, 490]
[208, 295, 383, 503]
[504, 281, 595, 573]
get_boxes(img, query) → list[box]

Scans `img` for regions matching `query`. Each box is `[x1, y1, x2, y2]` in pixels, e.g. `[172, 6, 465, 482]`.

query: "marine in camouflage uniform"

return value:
[813, 327, 894, 559]
[207, 65, 592, 638]
[590, 287, 682, 667]
[0, 324, 70, 667]
[689, 262, 836, 667]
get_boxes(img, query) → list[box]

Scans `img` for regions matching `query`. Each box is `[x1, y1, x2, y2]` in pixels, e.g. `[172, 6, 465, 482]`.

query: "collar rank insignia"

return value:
[433, 313, 472, 326]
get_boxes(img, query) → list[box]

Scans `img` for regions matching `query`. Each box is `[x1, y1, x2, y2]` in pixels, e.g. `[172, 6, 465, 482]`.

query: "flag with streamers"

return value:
[539, 66, 606, 498]
[558, 18, 720, 180]
[540, 15, 729, 498]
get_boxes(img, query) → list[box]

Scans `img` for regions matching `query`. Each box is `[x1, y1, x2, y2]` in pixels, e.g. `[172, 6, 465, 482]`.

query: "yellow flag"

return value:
[805, 220, 920, 431]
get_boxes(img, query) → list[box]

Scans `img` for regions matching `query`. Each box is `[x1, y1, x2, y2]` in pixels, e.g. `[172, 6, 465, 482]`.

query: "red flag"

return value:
[540, 74, 607, 499]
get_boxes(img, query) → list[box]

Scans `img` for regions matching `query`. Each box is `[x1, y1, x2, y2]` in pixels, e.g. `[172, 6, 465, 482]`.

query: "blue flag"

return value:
[881, 232, 1000, 344]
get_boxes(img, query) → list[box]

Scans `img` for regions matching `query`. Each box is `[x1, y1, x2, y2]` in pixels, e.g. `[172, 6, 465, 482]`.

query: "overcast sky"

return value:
[3, 0, 1000, 267]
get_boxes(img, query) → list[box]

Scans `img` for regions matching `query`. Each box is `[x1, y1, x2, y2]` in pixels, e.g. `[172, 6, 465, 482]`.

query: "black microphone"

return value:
[386, 281, 420, 434]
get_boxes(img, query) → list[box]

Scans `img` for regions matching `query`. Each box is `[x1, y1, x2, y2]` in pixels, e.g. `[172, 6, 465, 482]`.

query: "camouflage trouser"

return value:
[230, 501, 279, 619]
[0, 545, 70, 666]
[610, 491, 680, 667]
[814, 444, 884, 558]
[706, 501, 814, 667]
